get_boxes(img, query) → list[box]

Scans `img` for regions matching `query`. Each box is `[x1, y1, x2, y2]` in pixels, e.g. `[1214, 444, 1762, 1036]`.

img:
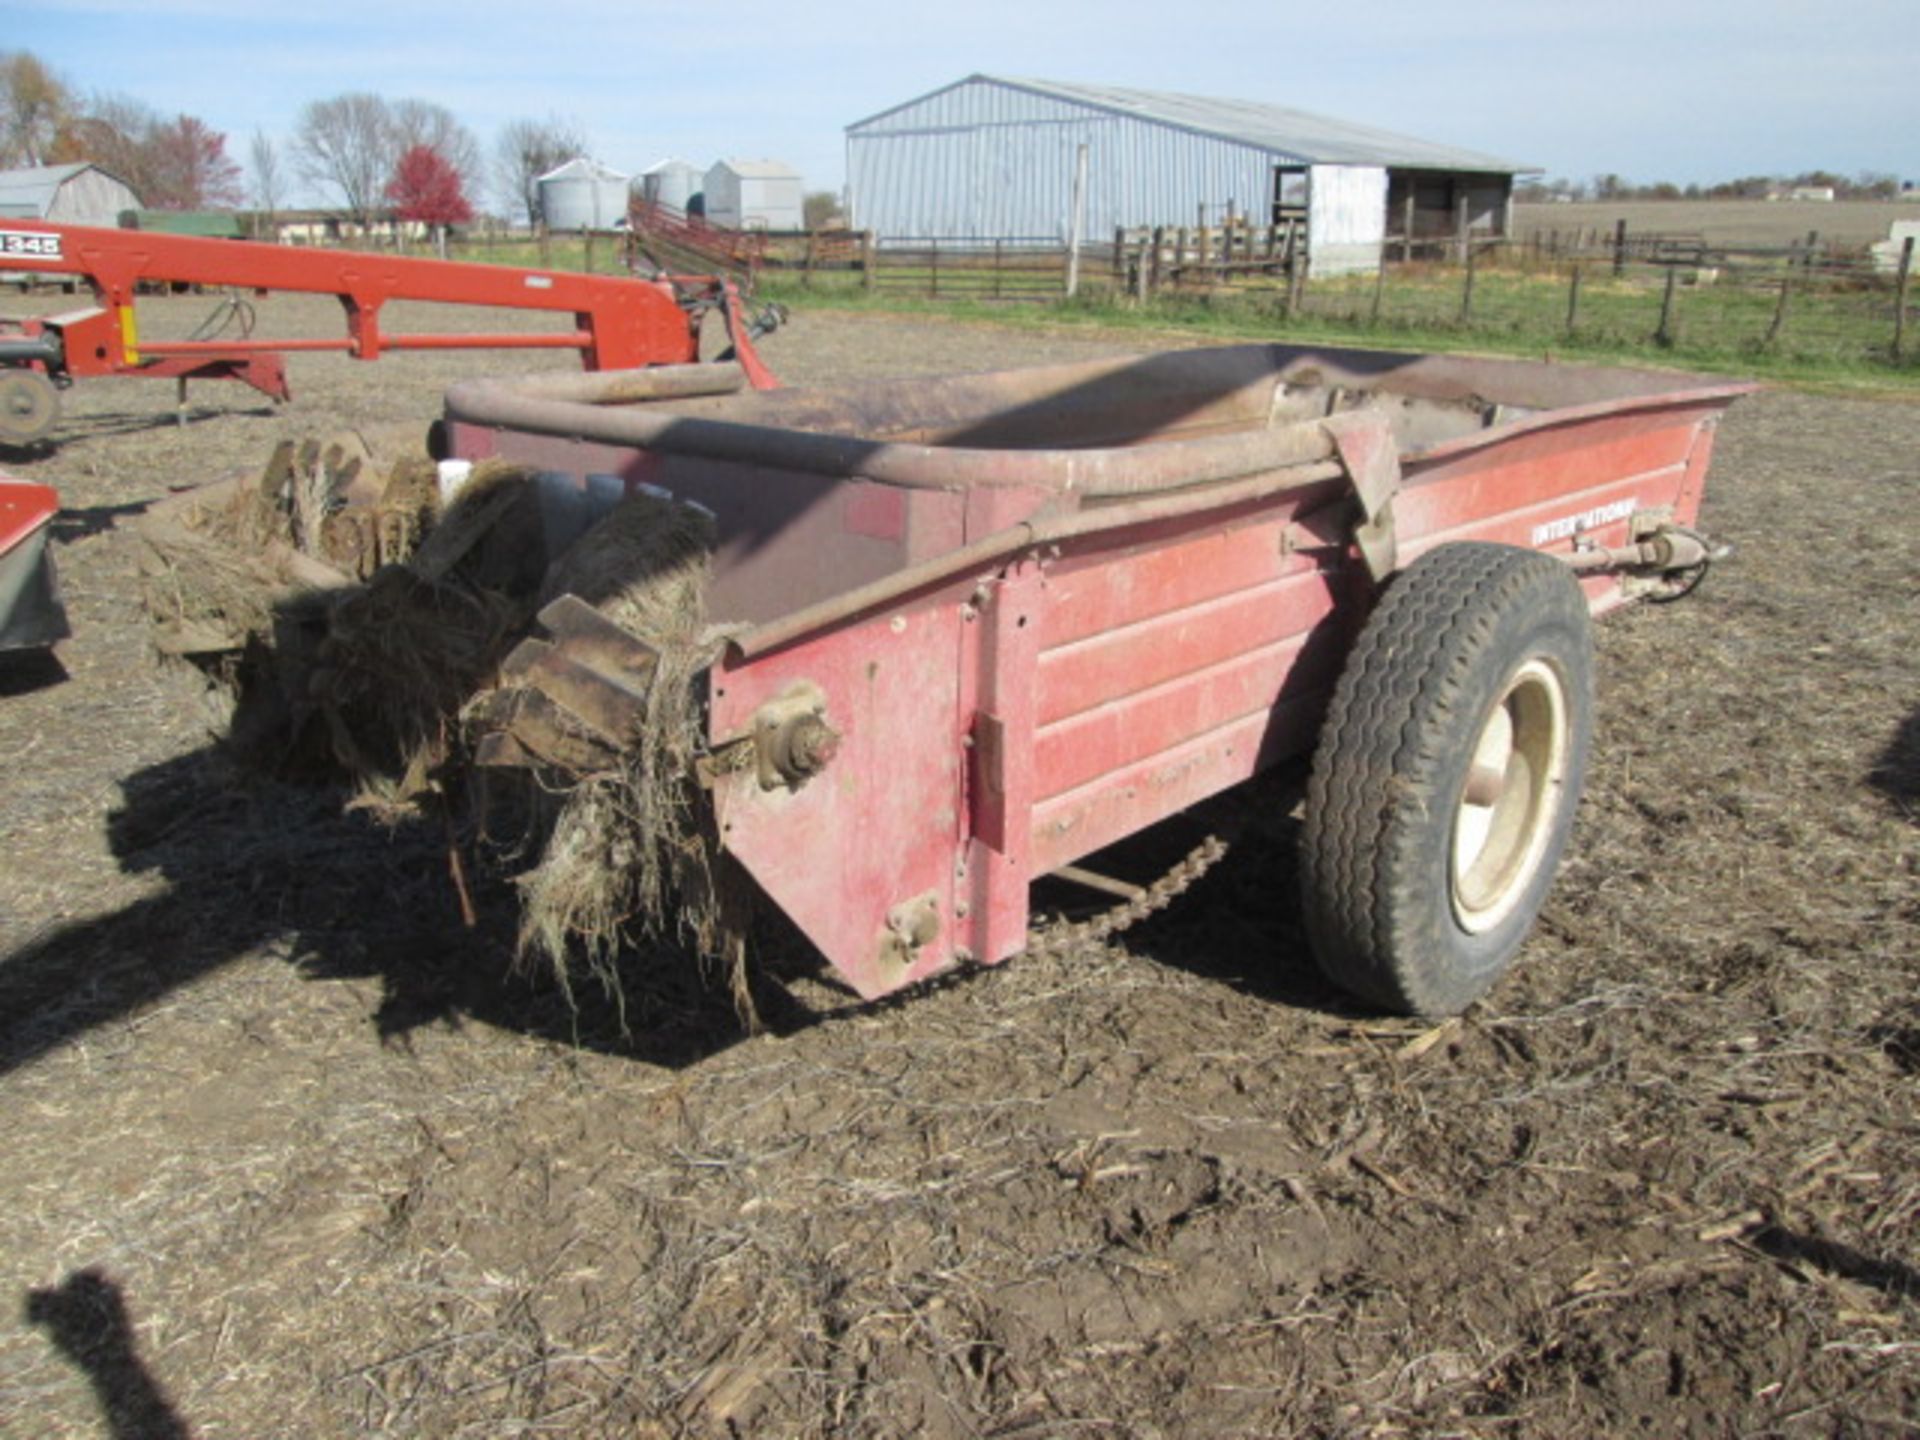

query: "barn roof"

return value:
[853, 75, 1535, 174]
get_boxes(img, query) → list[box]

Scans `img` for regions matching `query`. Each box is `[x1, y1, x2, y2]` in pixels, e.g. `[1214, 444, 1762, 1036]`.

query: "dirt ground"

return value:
[0, 291, 1915, 1439]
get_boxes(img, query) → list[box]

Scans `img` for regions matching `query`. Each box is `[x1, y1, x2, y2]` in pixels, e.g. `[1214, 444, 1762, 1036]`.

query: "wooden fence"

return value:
[440, 217, 1915, 365]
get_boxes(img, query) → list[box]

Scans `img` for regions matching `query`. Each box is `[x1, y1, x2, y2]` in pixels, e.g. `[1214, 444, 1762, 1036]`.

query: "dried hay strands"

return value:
[507, 490, 756, 1027]
[312, 461, 548, 814]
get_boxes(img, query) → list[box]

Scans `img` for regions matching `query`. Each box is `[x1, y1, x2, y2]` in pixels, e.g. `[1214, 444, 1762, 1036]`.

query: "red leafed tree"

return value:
[144, 114, 244, 209]
[386, 143, 472, 251]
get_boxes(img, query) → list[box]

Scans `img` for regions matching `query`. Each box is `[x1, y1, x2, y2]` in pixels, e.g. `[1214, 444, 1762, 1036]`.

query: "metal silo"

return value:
[639, 159, 700, 213]
[537, 158, 632, 232]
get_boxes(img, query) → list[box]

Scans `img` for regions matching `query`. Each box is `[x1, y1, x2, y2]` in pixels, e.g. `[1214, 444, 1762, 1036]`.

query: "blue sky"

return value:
[7, 0, 1914, 207]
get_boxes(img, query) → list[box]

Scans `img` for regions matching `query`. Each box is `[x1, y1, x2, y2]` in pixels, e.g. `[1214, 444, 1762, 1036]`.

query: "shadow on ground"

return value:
[0, 742, 818, 1081]
[0, 739, 1348, 1083]
[0, 648, 68, 696]
[1869, 705, 1918, 823]
[25, 1269, 191, 1440]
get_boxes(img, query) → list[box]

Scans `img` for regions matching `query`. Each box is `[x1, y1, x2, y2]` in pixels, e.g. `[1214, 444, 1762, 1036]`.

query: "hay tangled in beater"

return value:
[507, 490, 758, 1029]
[137, 436, 758, 1026]
[317, 461, 547, 814]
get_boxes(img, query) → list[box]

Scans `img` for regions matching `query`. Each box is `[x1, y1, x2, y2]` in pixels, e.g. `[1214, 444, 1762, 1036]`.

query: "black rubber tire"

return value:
[1301, 542, 1594, 1016]
[0, 369, 60, 448]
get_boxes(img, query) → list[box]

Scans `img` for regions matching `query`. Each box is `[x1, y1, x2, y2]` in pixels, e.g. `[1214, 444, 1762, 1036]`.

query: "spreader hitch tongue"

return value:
[1563, 522, 1722, 600]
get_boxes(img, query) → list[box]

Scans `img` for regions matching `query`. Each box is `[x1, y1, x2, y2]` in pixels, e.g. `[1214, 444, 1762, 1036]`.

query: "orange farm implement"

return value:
[0, 221, 777, 446]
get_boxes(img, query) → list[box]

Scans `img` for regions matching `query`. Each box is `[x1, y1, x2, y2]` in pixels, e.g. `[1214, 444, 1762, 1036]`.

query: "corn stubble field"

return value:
[0, 292, 1916, 1438]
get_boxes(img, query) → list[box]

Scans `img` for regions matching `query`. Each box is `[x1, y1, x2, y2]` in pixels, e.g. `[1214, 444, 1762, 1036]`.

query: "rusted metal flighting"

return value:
[472, 594, 843, 793]
[471, 594, 661, 772]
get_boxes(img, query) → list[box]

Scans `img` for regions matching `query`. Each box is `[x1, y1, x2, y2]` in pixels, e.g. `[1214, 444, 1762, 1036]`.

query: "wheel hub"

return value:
[1451, 658, 1571, 934]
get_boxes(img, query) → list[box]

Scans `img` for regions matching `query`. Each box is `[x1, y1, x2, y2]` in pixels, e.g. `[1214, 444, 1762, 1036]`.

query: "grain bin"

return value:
[537, 158, 632, 232]
[640, 159, 701, 214]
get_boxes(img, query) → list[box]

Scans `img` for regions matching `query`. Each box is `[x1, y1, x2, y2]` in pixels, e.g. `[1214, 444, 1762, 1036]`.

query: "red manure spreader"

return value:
[418, 342, 1752, 1015]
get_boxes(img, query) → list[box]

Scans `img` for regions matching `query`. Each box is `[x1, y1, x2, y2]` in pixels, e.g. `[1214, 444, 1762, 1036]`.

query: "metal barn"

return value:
[845, 76, 1532, 276]
[0, 163, 142, 225]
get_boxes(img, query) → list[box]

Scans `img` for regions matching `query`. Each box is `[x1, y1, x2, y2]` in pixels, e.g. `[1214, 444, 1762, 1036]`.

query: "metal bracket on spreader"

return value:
[1323, 409, 1403, 584]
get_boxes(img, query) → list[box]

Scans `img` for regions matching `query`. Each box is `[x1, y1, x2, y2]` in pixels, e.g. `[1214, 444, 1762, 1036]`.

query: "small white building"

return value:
[0, 162, 142, 225]
[702, 160, 804, 231]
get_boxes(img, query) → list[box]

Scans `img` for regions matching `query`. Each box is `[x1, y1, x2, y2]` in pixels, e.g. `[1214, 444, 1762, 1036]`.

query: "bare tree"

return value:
[294, 92, 393, 229]
[250, 129, 283, 235]
[494, 115, 587, 228]
[0, 50, 72, 168]
[391, 99, 481, 202]
[62, 92, 159, 197]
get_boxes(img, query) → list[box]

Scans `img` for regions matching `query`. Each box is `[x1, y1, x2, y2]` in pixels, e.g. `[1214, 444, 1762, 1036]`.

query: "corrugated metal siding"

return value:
[740, 176, 804, 229]
[849, 78, 1285, 242]
[706, 165, 806, 229]
[704, 165, 742, 227]
[45, 169, 141, 226]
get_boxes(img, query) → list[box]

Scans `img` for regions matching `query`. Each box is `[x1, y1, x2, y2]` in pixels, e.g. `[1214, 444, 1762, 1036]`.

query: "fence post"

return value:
[1766, 274, 1792, 347]
[582, 225, 593, 274]
[930, 237, 939, 298]
[1613, 218, 1628, 279]
[537, 223, 551, 267]
[1454, 196, 1469, 266]
[1198, 225, 1212, 283]
[1369, 255, 1387, 325]
[1403, 191, 1415, 264]
[1896, 236, 1915, 360]
[1655, 265, 1679, 347]
[993, 238, 1003, 301]
[1566, 262, 1582, 335]
[1288, 241, 1307, 314]
[1149, 227, 1165, 297]
[1461, 239, 1477, 321]
[1113, 226, 1126, 287]
[1065, 142, 1088, 299]
[861, 231, 875, 292]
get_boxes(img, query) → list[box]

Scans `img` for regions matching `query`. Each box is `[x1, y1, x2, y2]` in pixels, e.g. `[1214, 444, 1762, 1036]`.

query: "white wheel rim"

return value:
[1450, 658, 1571, 935]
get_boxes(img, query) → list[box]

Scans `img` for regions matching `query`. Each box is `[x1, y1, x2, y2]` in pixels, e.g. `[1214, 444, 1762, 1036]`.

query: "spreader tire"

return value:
[0, 369, 59, 448]
[1301, 542, 1593, 1016]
